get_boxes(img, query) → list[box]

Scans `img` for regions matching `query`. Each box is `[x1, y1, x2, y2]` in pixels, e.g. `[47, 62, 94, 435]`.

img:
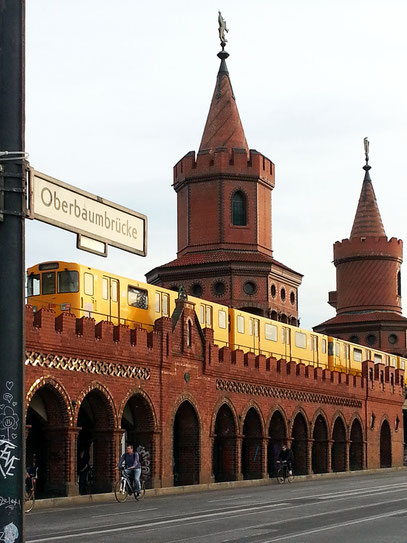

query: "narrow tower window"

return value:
[397, 271, 401, 297]
[232, 191, 247, 226]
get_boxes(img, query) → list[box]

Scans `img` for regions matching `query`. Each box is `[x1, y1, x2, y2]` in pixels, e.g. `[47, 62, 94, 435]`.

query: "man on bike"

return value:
[26, 454, 38, 494]
[277, 444, 294, 475]
[118, 444, 141, 496]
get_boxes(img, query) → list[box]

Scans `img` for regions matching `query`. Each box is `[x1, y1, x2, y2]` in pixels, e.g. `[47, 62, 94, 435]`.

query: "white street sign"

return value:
[29, 169, 147, 256]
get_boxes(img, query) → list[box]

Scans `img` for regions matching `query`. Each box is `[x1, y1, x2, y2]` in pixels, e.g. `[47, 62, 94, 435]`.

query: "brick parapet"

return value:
[173, 148, 275, 187]
[25, 307, 404, 406]
[334, 236, 403, 263]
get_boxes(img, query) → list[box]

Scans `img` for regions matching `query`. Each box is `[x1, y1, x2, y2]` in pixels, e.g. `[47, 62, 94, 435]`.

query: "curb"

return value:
[32, 466, 407, 511]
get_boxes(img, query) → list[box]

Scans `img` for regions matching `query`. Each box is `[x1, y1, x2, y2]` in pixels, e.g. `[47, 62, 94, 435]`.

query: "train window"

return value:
[111, 280, 118, 302]
[353, 348, 362, 362]
[253, 320, 259, 337]
[102, 278, 108, 300]
[295, 331, 307, 349]
[218, 310, 227, 329]
[162, 294, 169, 316]
[374, 353, 382, 364]
[237, 315, 245, 334]
[344, 344, 350, 359]
[335, 343, 340, 357]
[265, 323, 278, 341]
[400, 359, 405, 370]
[128, 286, 148, 309]
[58, 270, 79, 293]
[391, 357, 397, 368]
[42, 272, 56, 295]
[322, 339, 327, 354]
[248, 320, 253, 336]
[84, 273, 94, 296]
[155, 293, 160, 313]
[27, 274, 40, 296]
[199, 306, 205, 324]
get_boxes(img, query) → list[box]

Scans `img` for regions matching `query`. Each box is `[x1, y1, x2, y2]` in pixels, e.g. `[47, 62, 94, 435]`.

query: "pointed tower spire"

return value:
[350, 137, 386, 238]
[199, 15, 248, 153]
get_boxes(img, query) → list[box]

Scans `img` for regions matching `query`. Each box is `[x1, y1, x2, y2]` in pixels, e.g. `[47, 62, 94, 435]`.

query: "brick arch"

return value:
[349, 415, 364, 470]
[288, 407, 309, 436]
[171, 393, 203, 431]
[266, 405, 289, 435]
[172, 396, 201, 486]
[241, 403, 264, 480]
[74, 381, 118, 428]
[290, 409, 309, 475]
[240, 401, 266, 436]
[330, 411, 348, 441]
[331, 413, 347, 472]
[310, 408, 330, 437]
[379, 417, 392, 468]
[210, 397, 239, 436]
[312, 410, 329, 474]
[212, 400, 238, 483]
[118, 388, 159, 432]
[26, 376, 73, 426]
[267, 406, 288, 477]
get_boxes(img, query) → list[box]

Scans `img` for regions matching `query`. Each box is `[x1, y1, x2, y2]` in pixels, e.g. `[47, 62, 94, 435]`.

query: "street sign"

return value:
[29, 169, 147, 256]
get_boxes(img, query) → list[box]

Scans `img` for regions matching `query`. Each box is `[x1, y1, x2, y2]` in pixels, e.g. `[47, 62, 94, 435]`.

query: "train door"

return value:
[154, 291, 170, 318]
[249, 317, 260, 353]
[102, 276, 120, 324]
[199, 303, 213, 329]
[311, 334, 319, 364]
[282, 326, 291, 360]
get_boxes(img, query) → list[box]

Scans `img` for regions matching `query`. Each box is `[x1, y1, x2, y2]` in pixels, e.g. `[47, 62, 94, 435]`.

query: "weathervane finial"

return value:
[218, 11, 229, 50]
[364, 137, 370, 165]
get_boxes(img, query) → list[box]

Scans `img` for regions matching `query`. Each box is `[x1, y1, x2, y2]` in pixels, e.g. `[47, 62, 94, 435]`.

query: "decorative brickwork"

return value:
[25, 351, 150, 381]
[216, 379, 362, 408]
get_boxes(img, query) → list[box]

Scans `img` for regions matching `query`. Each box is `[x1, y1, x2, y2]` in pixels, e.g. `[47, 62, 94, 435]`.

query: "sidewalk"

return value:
[32, 466, 407, 510]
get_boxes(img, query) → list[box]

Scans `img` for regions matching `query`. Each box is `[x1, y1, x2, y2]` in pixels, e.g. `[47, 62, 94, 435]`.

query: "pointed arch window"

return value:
[232, 191, 247, 226]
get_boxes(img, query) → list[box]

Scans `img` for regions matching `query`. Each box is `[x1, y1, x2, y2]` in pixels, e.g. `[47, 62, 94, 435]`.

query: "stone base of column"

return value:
[65, 482, 79, 496]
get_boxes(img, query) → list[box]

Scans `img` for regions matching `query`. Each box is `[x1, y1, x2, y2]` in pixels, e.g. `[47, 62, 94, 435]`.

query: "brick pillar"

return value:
[345, 440, 351, 471]
[209, 433, 216, 483]
[307, 439, 313, 475]
[236, 435, 243, 481]
[150, 431, 161, 488]
[262, 438, 269, 479]
[93, 429, 115, 493]
[66, 427, 80, 496]
[327, 439, 333, 473]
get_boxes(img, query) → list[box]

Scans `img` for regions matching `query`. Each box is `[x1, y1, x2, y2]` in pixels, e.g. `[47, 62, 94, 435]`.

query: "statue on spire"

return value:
[218, 11, 229, 49]
[364, 137, 370, 164]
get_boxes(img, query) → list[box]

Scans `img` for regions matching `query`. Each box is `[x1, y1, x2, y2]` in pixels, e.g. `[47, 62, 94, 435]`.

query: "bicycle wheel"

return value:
[276, 468, 285, 484]
[25, 490, 35, 513]
[114, 479, 129, 503]
[287, 471, 294, 483]
[135, 479, 146, 501]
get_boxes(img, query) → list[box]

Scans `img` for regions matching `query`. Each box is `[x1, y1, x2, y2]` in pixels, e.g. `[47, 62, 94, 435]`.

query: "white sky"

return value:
[25, 0, 407, 330]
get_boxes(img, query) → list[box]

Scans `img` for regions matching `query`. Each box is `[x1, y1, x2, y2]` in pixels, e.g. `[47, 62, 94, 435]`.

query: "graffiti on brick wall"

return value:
[136, 445, 151, 476]
[25, 351, 150, 380]
[0, 382, 20, 480]
[216, 379, 362, 408]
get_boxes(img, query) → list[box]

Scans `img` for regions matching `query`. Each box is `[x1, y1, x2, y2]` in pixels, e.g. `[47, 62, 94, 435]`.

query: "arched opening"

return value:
[213, 404, 237, 482]
[232, 191, 247, 226]
[121, 394, 155, 488]
[380, 419, 392, 468]
[77, 389, 115, 493]
[331, 417, 346, 472]
[173, 401, 200, 486]
[291, 413, 308, 475]
[268, 411, 286, 476]
[280, 314, 288, 324]
[242, 408, 263, 479]
[312, 415, 328, 473]
[349, 419, 363, 470]
[26, 384, 70, 497]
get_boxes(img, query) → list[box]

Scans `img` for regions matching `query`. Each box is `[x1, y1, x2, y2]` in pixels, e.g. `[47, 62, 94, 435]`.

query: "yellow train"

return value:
[27, 261, 407, 375]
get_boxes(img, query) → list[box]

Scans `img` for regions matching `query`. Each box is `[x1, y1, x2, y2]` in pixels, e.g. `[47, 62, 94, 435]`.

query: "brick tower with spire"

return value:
[146, 40, 302, 322]
[314, 141, 407, 356]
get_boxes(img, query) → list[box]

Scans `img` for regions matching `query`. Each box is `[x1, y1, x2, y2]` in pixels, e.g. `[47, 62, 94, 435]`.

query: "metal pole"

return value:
[0, 1, 26, 540]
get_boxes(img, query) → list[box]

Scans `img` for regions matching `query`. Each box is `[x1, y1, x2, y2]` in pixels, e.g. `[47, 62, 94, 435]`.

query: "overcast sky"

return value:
[25, 0, 407, 330]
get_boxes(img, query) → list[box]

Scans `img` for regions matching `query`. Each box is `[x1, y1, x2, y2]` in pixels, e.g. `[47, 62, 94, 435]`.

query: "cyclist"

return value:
[118, 444, 141, 496]
[25, 455, 38, 494]
[277, 444, 293, 476]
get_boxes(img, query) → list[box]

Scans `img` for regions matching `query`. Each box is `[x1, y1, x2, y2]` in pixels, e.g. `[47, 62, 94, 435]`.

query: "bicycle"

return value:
[276, 460, 294, 484]
[114, 467, 146, 503]
[25, 477, 37, 513]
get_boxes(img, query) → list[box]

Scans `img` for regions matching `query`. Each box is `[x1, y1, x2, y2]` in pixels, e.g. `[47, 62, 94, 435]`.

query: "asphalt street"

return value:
[25, 471, 407, 542]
